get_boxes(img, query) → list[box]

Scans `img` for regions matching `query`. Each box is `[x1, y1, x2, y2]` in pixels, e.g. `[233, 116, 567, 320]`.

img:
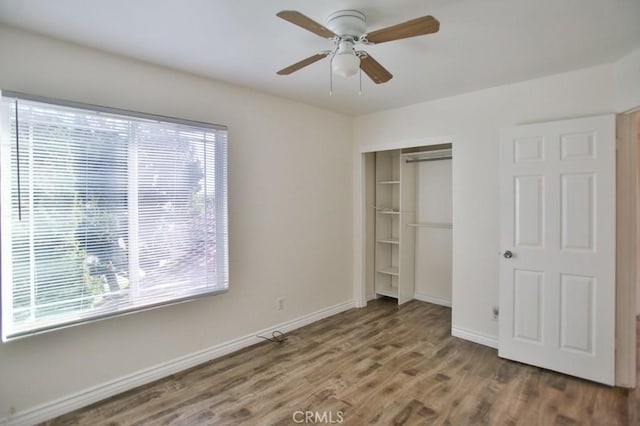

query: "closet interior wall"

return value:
[413, 153, 453, 306]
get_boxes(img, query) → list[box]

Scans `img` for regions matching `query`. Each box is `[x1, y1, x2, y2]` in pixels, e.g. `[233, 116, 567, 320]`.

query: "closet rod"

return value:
[405, 156, 452, 163]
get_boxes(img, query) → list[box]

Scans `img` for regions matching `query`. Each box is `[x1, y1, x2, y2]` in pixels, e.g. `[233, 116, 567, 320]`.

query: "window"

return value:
[0, 92, 228, 341]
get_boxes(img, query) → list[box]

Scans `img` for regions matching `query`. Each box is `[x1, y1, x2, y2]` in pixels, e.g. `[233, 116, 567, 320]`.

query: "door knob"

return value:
[503, 250, 513, 259]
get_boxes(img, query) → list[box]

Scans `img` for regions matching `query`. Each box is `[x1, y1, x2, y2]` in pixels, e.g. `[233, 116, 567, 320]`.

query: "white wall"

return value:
[354, 64, 620, 343]
[0, 25, 353, 417]
[615, 48, 640, 113]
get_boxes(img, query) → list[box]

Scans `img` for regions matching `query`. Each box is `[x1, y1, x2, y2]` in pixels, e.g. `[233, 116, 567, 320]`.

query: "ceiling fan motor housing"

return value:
[326, 10, 366, 39]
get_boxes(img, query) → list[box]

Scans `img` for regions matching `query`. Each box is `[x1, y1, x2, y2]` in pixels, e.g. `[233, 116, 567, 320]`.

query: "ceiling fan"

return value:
[276, 10, 440, 84]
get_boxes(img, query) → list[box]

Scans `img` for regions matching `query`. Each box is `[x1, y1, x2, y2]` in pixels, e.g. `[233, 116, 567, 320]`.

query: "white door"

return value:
[499, 114, 616, 385]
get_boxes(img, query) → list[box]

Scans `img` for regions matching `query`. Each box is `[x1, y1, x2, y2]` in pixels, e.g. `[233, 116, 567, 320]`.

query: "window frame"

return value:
[0, 90, 229, 341]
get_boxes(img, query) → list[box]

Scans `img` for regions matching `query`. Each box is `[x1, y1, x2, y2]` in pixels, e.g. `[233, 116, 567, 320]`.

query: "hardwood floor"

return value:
[44, 299, 632, 425]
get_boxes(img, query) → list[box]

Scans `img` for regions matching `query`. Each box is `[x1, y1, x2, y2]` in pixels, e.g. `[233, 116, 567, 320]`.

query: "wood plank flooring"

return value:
[44, 299, 632, 425]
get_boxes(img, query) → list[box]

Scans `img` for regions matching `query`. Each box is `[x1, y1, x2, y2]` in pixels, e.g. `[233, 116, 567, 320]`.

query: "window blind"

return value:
[0, 92, 228, 341]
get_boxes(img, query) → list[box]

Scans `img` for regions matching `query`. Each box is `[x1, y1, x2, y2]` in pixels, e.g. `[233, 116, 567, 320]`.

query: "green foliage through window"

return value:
[1, 94, 228, 341]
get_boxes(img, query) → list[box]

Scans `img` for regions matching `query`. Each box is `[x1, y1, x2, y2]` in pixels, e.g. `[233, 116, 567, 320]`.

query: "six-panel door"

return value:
[499, 115, 615, 385]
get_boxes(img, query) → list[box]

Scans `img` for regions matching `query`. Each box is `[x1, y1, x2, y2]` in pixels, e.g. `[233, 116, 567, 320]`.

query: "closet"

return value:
[371, 145, 452, 306]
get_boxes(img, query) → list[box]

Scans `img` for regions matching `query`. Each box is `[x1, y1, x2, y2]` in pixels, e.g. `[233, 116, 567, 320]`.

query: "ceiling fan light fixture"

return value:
[332, 52, 361, 78]
[332, 40, 360, 78]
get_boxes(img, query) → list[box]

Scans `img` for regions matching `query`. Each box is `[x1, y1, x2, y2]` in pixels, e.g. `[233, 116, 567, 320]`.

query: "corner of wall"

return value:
[615, 48, 640, 113]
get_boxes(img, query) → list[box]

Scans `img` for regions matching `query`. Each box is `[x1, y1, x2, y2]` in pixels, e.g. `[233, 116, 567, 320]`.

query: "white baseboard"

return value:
[451, 326, 499, 349]
[413, 292, 452, 307]
[1, 300, 355, 426]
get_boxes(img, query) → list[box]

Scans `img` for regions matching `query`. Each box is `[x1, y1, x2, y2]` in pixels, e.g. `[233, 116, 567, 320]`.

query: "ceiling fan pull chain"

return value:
[329, 54, 333, 96]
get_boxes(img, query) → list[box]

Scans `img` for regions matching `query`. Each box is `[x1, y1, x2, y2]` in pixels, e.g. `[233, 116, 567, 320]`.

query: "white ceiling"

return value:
[0, 0, 639, 115]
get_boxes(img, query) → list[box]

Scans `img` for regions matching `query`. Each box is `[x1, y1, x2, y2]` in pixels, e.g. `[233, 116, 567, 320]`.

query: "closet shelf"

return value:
[376, 208, 401, 215]
[408, 222, 452, 229]
[374, 148, 413, 304]
[377, 238, 400, 245]
[376, 287, 399, 298]
[377, 266, 399, 276]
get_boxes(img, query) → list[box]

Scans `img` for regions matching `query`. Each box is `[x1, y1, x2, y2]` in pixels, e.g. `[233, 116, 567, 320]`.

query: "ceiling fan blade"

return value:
[366, 15, 440, 44]
[276, 10, 337, 39]
[277, 53, 329, 75]
[359, 54, 393, 84]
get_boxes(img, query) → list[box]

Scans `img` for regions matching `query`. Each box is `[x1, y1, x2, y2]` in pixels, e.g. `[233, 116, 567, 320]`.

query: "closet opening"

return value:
[362, 142, 453, 307]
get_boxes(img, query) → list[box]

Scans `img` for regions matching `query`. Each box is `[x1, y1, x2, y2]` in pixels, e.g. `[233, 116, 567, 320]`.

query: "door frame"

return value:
[354, 136, 453, 307]
[615, 111, 639, 387]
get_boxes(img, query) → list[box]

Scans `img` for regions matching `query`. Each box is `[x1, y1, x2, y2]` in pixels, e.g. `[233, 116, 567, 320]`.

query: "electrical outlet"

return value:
[492, 306, 499, 320]
[277, 297, 285, 311]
